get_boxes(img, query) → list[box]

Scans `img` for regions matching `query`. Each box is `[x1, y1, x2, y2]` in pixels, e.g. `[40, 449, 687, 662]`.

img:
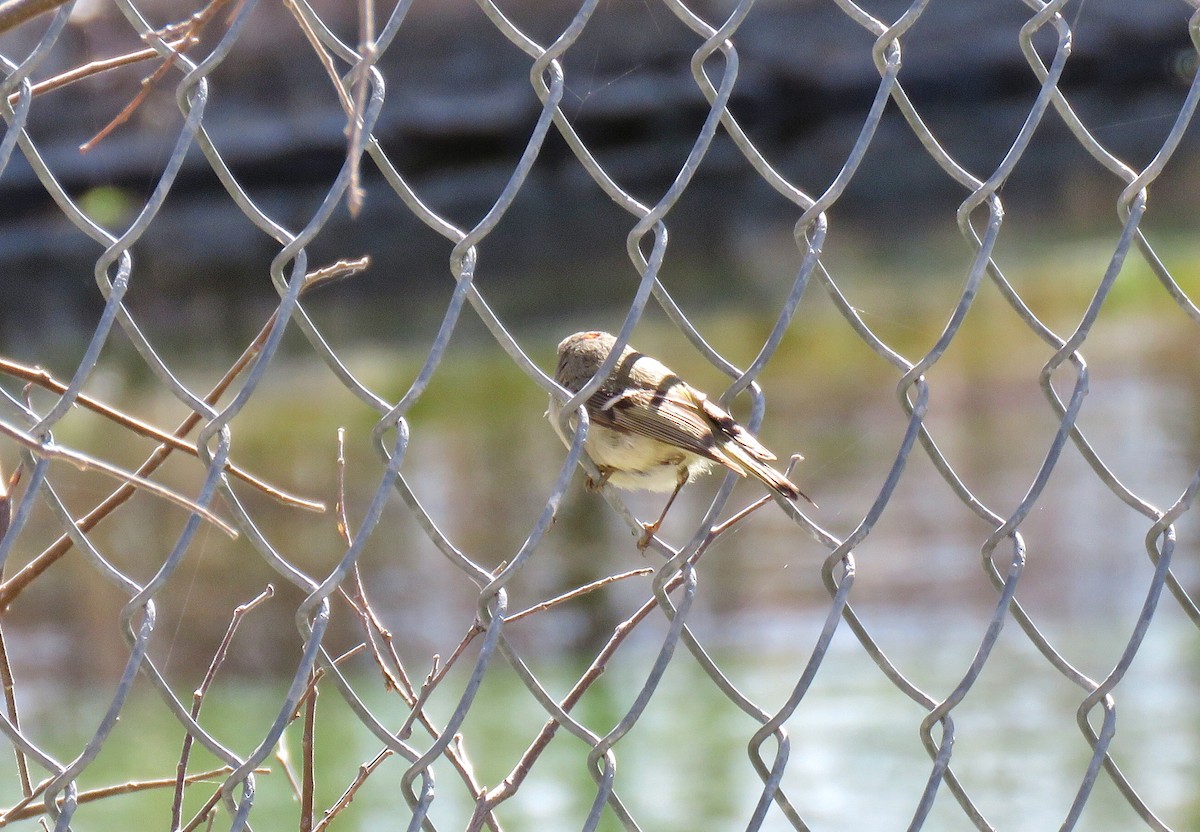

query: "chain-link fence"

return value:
[1, 0, 1199, 829]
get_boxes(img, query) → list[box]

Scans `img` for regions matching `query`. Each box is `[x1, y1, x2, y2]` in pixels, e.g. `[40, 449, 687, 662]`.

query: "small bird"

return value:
[551, 330, 814, 547]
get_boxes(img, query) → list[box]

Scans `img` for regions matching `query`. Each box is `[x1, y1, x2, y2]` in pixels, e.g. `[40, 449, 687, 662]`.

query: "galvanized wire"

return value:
[1, 0, 1198, 830]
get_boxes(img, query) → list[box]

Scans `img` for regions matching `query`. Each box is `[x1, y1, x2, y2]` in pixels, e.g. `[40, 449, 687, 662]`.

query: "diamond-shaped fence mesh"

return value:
[1, 0, 1199, 829]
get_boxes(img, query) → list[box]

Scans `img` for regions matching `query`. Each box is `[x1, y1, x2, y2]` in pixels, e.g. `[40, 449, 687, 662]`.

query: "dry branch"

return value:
[0, 256, 368, 612]
[0, 419, 237, 537]
[0, 766, 268, 825]
[0, 358, 325, 512]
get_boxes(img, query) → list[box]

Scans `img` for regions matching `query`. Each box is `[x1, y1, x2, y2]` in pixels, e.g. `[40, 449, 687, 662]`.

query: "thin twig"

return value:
[311, 750, 392, 832]
[303, 256, 371, 288]
[0, 766, 266, 825]
[177, 785, 222, 832]
[335, 428, 352, 546]
[291, 650, 359, 721]
[343, 568, 408, 694]
[707, 493, 773, 539]
[0, 625, 32, 809]
[340, 441, 607, 832]
[275, 738, 302, 801]
[345, 0, 376, 216]
[5, 37, 195, 108]
[174, 767, 271, 832]
[334, 437, 413, 695]
[510, 568, 654, 624]
[293, 660, 327, 714]
[705, 454, 810, 539]
[0, 469, 24, 804]
[0, 256, 368, 612]
[0, 358, 324, 512]
[408, 567, 653, 720]
[171, 587, 274, 831]
[178, 785, 222, 832]
[467, 559, 718, 829]
[0, 420, 237, 537]
[465, 590, 662, 831]
[398, 568, 658, 832]
[299, 669, 318, 832]
[80, 0, 244, 152]
[282, 0, 355, 113]
[79, 44, 185, 152]
[283, 0, 378, 216]
[395, 655, 446, 740]
[338, 577, 500, 830]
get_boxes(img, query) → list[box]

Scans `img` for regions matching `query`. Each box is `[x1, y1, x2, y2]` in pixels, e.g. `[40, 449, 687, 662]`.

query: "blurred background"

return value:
[1, 0, 1199, 828]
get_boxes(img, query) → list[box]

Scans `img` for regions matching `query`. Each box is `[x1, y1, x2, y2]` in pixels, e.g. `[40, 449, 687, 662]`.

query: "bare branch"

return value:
[0, 420, 237, 537]
[345, 0, 377, 216]
[80, 0, 244, 151]
[299, 671, 317, 832]
[0, 358, 325, 512]
[0, 625, 33, 813]
[311, 751, 392, 832]
[335, 428, 352, 546]
[5, 37, 194, 108]
[0, 767, 268, 825]
[171, 587, 274, 830]
[467, 563, 702, 828]
[0, 257, 367, 611]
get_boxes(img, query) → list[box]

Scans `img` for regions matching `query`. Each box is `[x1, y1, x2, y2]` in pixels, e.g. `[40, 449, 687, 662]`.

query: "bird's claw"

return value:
[585, 470, 613, 492]
[637, 522, 659, 551]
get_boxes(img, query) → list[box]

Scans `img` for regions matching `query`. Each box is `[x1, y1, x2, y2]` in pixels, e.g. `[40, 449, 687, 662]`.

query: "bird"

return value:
[550, 330, 814, 547]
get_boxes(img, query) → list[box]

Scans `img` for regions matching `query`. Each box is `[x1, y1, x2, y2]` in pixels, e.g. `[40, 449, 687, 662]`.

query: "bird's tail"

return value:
[720, 444, 817, 507]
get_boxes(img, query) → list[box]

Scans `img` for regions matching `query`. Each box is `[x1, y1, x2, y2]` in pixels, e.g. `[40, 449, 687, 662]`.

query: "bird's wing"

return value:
[586, 385, 729, 464]
[587, 382, 780, 466]
[694, 395, 777, 462]
[588, 382, 813, 502]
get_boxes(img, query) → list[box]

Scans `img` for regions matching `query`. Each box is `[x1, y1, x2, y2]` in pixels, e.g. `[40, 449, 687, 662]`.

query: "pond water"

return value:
[0, 229, 1198, 830]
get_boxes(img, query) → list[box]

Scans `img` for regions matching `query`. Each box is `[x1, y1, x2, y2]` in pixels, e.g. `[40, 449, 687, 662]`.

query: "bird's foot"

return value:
[637, 521, 660, 551]
[585, 469, 613, 492]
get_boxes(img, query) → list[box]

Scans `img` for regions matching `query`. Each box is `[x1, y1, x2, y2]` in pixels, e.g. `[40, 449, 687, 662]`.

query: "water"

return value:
[3, 609, 1196, 829]
[0, 232, 1198, 829]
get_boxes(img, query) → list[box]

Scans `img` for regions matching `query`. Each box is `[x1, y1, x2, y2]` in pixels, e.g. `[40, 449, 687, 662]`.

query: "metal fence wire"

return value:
[1, 0, 1200, 829]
